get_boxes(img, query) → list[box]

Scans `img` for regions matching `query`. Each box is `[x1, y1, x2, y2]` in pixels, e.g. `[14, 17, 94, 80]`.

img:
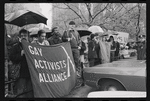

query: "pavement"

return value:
[65, 80, 97, 98]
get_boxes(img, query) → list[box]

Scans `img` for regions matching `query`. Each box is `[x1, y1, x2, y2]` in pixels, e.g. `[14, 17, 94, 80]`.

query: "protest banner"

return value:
[21, 40, 76, 97]
[116, 32, 129, 44]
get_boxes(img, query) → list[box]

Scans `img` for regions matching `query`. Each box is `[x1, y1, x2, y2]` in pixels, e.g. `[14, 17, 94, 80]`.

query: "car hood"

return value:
[88, 91, 146, 98]
[84, 67, 146, 77]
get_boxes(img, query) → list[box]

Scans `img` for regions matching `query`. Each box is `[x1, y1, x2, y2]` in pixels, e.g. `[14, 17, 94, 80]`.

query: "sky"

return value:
[39, 3, 52, 30]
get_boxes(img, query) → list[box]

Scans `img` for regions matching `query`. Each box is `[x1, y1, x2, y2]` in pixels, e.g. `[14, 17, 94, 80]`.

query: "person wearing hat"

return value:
[62, 21, 82, 78]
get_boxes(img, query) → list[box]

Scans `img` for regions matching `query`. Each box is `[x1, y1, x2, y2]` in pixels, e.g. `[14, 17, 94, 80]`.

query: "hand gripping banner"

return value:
[21, 40, 76, 97]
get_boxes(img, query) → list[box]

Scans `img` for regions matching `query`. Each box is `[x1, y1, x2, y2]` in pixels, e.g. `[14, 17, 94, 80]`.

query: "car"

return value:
[87, 91, 146, 98]
[119, 47, 137, 59]
[83, 58, 146, 91]
[119, 45, 130, 59]
[119, 49, 130, 58]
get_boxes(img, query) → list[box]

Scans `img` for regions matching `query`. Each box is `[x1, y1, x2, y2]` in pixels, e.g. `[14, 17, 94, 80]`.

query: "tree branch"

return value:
[85, 3, 93, 22]
[102, 4, 124, 24]
[64, 3, 84, 22]
[71, 3, 88, 23]
[53, 4, 69, 10]
[136, 3, 141, 41]
[100, 4, 138, 25]
[120, 3, 128, 11]
[91, 3, 109, 23]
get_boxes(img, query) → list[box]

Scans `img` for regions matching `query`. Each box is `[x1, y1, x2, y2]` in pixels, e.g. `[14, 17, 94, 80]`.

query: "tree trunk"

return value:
[136, 3, 141, 42]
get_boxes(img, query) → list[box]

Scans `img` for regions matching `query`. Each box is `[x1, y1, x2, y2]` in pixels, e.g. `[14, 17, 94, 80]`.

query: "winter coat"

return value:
[9, 42, 31, 78]
[88, 40, 98, 59]
[48, 32, 62, 45]
[99, 40, 110, 63]
[80, 41, 86, 55]
[62, 29, 81, 49]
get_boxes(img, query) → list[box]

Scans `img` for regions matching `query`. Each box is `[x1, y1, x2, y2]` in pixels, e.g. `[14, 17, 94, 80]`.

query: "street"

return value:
[66, 56, 146, 98]
[65, 78, 97, 98]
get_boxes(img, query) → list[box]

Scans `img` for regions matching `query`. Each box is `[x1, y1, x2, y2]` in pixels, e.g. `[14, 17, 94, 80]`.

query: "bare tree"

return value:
[52, 3, 146, 39]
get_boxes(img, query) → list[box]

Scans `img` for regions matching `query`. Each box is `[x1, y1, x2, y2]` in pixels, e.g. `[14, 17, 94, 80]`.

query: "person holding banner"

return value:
[9, 29, 33, 98]
[62, 21, 81, 77]
[31, 30, 49, 46]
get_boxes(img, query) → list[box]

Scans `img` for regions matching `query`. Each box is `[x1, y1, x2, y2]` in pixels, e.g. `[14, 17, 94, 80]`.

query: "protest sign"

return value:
[116, 32, 129, 44]
[21, 40, 76, 97]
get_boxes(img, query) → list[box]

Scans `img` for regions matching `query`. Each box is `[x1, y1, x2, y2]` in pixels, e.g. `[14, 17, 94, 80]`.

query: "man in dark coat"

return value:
[9, 29, 33, 98]
[88, 34, 98, 67]
[48, 27, 62, 45]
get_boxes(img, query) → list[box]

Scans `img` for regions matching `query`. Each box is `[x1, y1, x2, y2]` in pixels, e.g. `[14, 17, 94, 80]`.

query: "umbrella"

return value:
[88, 26, 104, 34]
[95, 32, 108, 37]
[27, 27, 51, 36]
[5, 9, 48, 27]
[77, 30, 92, 37]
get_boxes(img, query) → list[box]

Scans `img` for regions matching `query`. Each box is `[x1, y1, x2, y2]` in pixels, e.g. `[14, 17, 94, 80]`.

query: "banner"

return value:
[116, 32, 129, 44]
[21, 40, 76, 98]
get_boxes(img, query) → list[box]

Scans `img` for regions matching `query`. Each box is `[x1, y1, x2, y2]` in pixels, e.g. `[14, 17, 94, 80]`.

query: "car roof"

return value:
[84, 58, 146, 76]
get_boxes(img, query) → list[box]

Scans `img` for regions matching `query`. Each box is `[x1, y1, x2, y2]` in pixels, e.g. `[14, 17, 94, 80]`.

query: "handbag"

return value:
[9, 63, 21, 80]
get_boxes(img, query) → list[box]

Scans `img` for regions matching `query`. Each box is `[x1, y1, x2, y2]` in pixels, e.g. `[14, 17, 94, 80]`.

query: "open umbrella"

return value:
[95, 32, 108, 37]
[28, 26, 51, 36]
[88, 26, 104, 34]
[77, 30, 92, 37]
[5, 9, 48, 27]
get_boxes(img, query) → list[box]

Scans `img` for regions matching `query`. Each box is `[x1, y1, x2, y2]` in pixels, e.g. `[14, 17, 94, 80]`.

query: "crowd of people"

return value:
[5, 21, 85, 97]
[5, 20, 146, 98]
[87, 32, 120, 67]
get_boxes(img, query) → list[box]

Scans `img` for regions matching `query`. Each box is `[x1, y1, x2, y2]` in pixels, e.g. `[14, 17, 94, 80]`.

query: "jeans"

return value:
[110, 51, 115, 62]
[72, 49, 80, 72]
